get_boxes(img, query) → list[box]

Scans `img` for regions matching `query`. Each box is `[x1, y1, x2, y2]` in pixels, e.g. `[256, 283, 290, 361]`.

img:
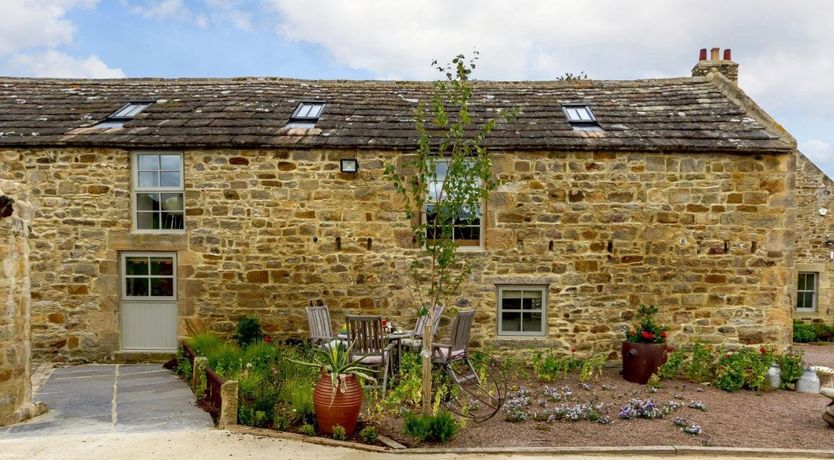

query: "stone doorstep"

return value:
[224, 425, 834, 458]
[113, 351, 176, 364]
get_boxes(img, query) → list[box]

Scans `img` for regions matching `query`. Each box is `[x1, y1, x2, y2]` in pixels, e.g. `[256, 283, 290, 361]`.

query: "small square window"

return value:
[497, 285, 547, 337]
[562, 104, 602, 131]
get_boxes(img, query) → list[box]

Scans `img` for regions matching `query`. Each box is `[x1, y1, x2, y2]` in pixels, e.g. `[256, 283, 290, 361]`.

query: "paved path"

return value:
[0, 364, 213, 438]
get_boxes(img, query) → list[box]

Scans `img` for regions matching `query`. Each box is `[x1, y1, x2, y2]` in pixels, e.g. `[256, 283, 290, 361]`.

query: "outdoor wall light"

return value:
[340, 159, 359, 173]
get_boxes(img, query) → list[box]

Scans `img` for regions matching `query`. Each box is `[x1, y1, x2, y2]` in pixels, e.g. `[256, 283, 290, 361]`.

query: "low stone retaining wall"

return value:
[182, 343, 238, 428]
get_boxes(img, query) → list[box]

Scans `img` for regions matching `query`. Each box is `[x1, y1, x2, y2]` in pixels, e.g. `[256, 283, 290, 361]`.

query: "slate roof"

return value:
[0, 76, 793, 153]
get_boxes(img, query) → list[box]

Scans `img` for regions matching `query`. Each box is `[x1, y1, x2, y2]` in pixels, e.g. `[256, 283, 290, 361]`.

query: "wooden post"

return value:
[218, 380, 239, 428]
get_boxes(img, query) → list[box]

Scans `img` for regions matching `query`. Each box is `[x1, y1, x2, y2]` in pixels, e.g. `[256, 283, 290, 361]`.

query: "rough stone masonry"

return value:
[0, 177, 43, 424]
[0, 146, 795, 362]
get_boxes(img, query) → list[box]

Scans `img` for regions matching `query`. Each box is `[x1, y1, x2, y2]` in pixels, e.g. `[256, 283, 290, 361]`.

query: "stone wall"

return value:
[794, 152, 834, 323]
[0, 175, 34, 423]
[0, 147, 795, 362]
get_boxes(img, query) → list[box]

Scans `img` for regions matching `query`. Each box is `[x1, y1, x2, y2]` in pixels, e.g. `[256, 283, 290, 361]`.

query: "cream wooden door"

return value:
[120, 253, 178, 351]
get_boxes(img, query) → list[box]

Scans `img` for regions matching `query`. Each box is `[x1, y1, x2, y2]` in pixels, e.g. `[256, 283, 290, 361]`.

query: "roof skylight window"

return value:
[285, 101, 325, 128]
[562, 104, 602, 131]
[93, 101, 154, 129]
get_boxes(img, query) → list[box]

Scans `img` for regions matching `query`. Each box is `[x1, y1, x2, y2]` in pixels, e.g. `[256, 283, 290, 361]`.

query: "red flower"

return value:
[660, 331, 668, 339]
[641, 330, 655, 340]
[570, 347, 577, 353]
[264, 335, 273, 344]
[759, 346, 767, 355]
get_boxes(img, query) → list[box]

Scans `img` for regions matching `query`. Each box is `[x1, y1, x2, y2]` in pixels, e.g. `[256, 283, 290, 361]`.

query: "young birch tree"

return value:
[385, 53, 516, 416]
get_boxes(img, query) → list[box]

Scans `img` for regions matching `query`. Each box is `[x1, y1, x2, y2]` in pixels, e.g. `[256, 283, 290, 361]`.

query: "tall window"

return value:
[133, 152, 184, 232]
[425, 161, 483, 248]
[121, 253, 177, 300]
[797, 272, 818, 311]
[497, 285, 547, 336]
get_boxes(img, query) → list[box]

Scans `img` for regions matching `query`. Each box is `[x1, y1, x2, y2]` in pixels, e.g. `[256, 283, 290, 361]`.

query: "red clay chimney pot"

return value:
[699, 48, 707, 61]
[723, 49, 732, 61]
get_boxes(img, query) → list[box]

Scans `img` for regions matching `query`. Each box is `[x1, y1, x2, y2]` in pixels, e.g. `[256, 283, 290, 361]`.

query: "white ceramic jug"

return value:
[796, 367, 821, 394]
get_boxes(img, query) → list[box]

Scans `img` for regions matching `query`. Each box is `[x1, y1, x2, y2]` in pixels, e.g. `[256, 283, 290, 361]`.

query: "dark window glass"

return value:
[126, 278, 149, 296]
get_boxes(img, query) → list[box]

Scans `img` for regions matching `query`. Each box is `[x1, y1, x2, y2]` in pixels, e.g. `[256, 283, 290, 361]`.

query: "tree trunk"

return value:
[420, 311, 434, 416]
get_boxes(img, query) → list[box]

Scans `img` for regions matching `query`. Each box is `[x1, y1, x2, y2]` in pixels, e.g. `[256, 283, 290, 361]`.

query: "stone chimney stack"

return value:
[691, 47, 739, 83]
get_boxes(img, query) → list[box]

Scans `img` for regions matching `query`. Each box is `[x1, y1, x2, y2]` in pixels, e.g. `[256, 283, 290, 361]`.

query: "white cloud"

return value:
[0, 0, 96, 55]
[800, 139, 834, 179]
[126, 0, 253, 31]
[9, 50, 125, 78]
[264, 0, 834, 115]
[125, 0, 190, 20]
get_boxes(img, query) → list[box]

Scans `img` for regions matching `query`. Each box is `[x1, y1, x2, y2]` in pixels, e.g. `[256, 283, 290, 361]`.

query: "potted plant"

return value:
[622, 305, 669, 384]
[293, 341, 375, 436]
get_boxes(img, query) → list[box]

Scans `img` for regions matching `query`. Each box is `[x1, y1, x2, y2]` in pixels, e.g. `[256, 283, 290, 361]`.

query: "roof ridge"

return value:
[0, 75, 708, 87]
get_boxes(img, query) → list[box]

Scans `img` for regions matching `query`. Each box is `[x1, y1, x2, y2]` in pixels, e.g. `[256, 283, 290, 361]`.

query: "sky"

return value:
[1, 0, 832, 178]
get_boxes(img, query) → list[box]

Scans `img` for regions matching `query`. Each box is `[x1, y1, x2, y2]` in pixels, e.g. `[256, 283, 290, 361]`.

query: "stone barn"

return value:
[0, 49, 809, 362]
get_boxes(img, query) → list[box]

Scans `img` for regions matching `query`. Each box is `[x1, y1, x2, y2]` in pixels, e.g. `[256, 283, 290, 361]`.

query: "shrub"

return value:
[793, 320, 817, 343]
[188, 332, 222, 357]
[815, 323, 834, 341]
[686, 342, 717, 383]
[779, 349, 805, 389]
[625, 305, 669, 343]
[331, 424, 347, 440]
[658, 348, 686, 379]
[532, 350, 583, 382]
[241, 341, 279, 371]
[404, 412, 459, 442]
[714, 348, 770, 392]
[579, 353, 606, 382]
[206, 342, 242, 375]
[235, 316, 264, 347]
[298, 423, 316, 436]
[359, 425, 379, 444]
[175, 348, 193, 378]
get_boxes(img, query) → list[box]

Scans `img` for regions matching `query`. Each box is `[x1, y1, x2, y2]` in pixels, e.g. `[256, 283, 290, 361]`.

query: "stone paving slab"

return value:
[0, 364, 213, 438]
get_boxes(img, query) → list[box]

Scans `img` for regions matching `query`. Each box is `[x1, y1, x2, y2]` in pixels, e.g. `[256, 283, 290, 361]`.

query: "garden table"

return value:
[337, 328, 411, 374]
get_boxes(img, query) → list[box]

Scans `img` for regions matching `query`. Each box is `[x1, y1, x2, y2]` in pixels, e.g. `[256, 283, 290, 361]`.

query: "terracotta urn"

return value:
[313, 371, 363, 436]
[622, 342, 668, 384]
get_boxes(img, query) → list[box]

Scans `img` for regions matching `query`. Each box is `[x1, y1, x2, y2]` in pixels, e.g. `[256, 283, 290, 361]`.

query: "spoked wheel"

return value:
[436, 352, 507, 422]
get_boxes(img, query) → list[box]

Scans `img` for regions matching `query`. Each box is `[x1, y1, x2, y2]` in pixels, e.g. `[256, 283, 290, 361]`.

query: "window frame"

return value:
[496, 285, 548, 337]
[796, 271, 818, 312]
[422, 160, 485, 251]
[94, 101, 154, 128]
[120, 252, 178, 302]
[131, 151, 186, 234]
[561, 104, 602, 131]
[291, 101, 326, 121]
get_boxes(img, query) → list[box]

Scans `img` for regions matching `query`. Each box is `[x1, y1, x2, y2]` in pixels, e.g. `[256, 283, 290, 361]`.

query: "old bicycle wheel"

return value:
[436, 352, 507, 422]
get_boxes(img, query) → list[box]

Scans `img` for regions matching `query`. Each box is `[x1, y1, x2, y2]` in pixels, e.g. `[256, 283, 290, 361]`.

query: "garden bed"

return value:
[379, 367, 833, 450]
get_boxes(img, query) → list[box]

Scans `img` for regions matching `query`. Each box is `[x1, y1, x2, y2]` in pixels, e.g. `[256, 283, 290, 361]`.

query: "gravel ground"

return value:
[799, 343, 834, 368]
[381, 358, 834, 450]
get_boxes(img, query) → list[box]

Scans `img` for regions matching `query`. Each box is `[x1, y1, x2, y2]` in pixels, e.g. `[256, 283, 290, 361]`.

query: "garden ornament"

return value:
[766, 363, 781, 390]
[796, 367, 820, 394]
[821, 386, 834, 427]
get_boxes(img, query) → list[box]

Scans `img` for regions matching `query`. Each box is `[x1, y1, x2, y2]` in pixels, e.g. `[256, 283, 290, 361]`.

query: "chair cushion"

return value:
[352, 351, 388, 364]
[433, 347, 465, 361]
[400, 338, 422, 348]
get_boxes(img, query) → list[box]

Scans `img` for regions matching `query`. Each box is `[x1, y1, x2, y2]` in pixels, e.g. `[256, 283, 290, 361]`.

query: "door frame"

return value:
[119, 251, 179, 351]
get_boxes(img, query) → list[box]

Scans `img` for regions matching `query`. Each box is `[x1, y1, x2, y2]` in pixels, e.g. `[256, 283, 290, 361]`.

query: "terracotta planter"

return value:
[313, 372, 363, 436]
[622, 342, 668, 384]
